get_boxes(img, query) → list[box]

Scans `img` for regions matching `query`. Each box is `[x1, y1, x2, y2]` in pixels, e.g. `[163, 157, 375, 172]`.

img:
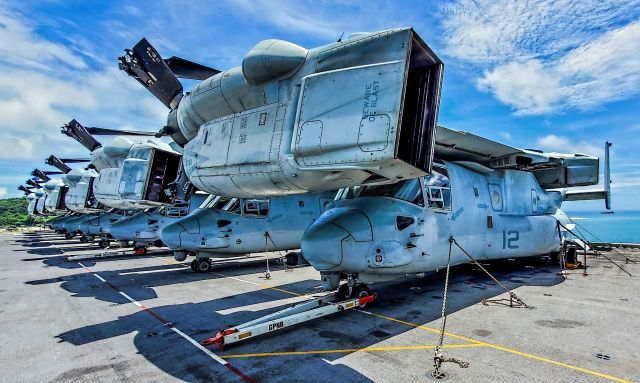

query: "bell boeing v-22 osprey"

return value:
[119, 28, 443, 198]
[300, 127, 612, 296]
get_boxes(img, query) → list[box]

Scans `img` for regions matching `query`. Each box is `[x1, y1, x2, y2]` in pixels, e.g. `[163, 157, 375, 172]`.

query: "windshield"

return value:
[337, 178, 424, 206]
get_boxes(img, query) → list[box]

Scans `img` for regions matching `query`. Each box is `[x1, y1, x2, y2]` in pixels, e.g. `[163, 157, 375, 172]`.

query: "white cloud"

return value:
[0, 7, 87, 71]
[442, 0, 640, 115]
[0, 186, 7, 198]
[477, 60, 562, 114]
[536, 134, 601, 156]
[0, 7, 167, 162]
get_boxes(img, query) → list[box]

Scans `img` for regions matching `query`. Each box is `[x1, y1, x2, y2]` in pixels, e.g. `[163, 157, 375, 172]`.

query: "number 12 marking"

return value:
[502, 230, 520, 249]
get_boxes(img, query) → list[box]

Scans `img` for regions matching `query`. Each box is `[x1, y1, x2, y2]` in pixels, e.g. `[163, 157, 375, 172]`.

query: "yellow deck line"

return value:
[153, 256, 633, 383]
[222, 343, 484, 359]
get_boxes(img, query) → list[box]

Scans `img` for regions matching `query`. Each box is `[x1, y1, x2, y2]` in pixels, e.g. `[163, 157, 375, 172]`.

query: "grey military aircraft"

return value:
[119, 28, 443, 198]
[61, 119, 182, 210]
[300, 127, 611, 298]
[159, 191, 335, 272]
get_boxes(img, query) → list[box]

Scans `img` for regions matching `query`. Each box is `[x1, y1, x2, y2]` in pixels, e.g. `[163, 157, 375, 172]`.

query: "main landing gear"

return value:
[64, 232, 75, 240]
[133, 246, 148, 256]
[98, 238, 110, 249]
[191, 257, 212, 273]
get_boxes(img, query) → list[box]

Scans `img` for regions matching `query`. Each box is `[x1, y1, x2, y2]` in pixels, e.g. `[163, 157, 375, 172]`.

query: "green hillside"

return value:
[0, 198, 35, 227]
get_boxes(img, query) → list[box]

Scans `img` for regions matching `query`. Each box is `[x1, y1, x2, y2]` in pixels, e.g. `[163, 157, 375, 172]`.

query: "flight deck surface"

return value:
[1, 231, 638, 382]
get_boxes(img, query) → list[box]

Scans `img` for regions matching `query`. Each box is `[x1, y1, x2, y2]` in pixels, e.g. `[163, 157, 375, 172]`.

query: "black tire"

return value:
[64, 232, 73, 240]
[196, 258, 212, 273]
[98, 239, 110, 249]
[351, 284, 372, 308]
[336, 283, 349, 301]
[190, 259, 198, 272]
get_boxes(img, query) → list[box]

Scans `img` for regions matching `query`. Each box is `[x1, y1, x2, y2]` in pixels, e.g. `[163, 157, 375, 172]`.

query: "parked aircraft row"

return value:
[21, 28, 611, 297]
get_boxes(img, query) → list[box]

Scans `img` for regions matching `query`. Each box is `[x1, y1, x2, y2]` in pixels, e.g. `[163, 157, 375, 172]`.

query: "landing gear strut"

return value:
[192, 258, 212, 273]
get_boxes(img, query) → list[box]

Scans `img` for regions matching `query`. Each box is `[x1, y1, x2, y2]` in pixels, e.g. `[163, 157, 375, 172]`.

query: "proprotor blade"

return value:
[18, 185, 32, 195]
[45, 155, 72, 174]
[164, 56, 220, 80]
[61, 119, 102, 152]
[31, 169, 50, 182]
[26, 179, 41, 188]
[118, 38, 183, 109]
[84, 126, 159, 137]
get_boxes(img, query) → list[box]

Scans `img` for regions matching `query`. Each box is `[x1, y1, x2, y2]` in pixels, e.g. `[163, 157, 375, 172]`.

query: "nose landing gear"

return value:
[191, 257, 212, 273]
[334, 275, 372, 308]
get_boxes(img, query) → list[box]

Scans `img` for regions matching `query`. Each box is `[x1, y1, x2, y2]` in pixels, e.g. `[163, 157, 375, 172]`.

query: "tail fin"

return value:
[604, 141, 612, 210]
[61, 119, 102, 152]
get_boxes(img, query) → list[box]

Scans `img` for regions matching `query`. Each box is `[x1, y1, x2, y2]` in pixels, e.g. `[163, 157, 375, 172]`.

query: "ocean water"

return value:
[564, 210, 640, 244]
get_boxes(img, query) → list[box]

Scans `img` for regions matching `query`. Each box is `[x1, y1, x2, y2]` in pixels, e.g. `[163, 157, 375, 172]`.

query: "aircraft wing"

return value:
[435, 126, 522, 163]
[434, 126, 600, 189]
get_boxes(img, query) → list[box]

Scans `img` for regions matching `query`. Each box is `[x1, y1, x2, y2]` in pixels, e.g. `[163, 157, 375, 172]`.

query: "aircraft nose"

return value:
[301, 208, 373, 271]
[160, 214, 201, 250]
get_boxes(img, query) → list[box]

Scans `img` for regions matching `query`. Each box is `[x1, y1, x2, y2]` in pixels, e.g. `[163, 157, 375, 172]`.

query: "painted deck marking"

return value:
[222, 343, 484, 359]
[152, 255, 632, 383]
[76, 261, 255, 383]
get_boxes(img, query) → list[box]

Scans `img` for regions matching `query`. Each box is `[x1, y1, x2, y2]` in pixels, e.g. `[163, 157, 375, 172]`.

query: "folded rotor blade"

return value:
[27, 179, 41, 188]
[31, 169, 51, 182]
[45, 155, 72, 173]
[61, 119, 102, 152]
[164, 56, 220, 80]
[118, 38, 183, 109]
[19, 185, 32, 195]
[58, 158, 90, 163]
[84, 127, 159, 136]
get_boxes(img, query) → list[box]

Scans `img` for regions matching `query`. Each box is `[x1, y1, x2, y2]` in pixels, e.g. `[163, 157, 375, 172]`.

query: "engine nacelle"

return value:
[181, 28, 443, 197]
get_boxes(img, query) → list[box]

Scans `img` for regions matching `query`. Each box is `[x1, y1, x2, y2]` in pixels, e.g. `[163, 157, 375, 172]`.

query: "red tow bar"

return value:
[201, 328, 238, 350]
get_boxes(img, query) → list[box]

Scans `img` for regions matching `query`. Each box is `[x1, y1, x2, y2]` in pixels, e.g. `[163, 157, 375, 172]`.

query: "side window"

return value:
[243, 199, 270, 217]
[424, 167, 452, 211]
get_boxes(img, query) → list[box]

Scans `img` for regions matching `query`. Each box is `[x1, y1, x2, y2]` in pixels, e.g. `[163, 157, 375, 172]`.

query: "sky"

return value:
[0, 0, 639, 211]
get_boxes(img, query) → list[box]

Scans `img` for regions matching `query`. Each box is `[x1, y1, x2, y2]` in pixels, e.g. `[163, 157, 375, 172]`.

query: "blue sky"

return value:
[0, 0, 639, 211]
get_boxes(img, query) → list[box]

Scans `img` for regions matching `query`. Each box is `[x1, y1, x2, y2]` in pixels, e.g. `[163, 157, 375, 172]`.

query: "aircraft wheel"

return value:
[98, 239, 110, 249]
[196, 258, 212, 273]
[79, 236, 89, 243]
[133, 246, 148, 256]
[190, 259, 198, 272]
[352, 284, 372, 308]
[64, 232, 74, 240]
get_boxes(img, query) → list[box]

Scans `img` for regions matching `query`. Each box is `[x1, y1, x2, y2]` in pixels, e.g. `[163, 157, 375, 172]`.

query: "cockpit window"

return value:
[336, 178, 424, 206]
[424, 167, 452, 211]
[243, 199, 270, 217]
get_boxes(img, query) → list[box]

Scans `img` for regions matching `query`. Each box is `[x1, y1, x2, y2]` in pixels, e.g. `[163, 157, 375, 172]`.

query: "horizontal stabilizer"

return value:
[563, 189, 607, 201]
[164, 56, 220, 80]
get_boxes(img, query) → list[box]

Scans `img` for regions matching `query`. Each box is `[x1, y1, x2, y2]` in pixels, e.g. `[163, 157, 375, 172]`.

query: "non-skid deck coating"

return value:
[1, 231, 639, 382]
